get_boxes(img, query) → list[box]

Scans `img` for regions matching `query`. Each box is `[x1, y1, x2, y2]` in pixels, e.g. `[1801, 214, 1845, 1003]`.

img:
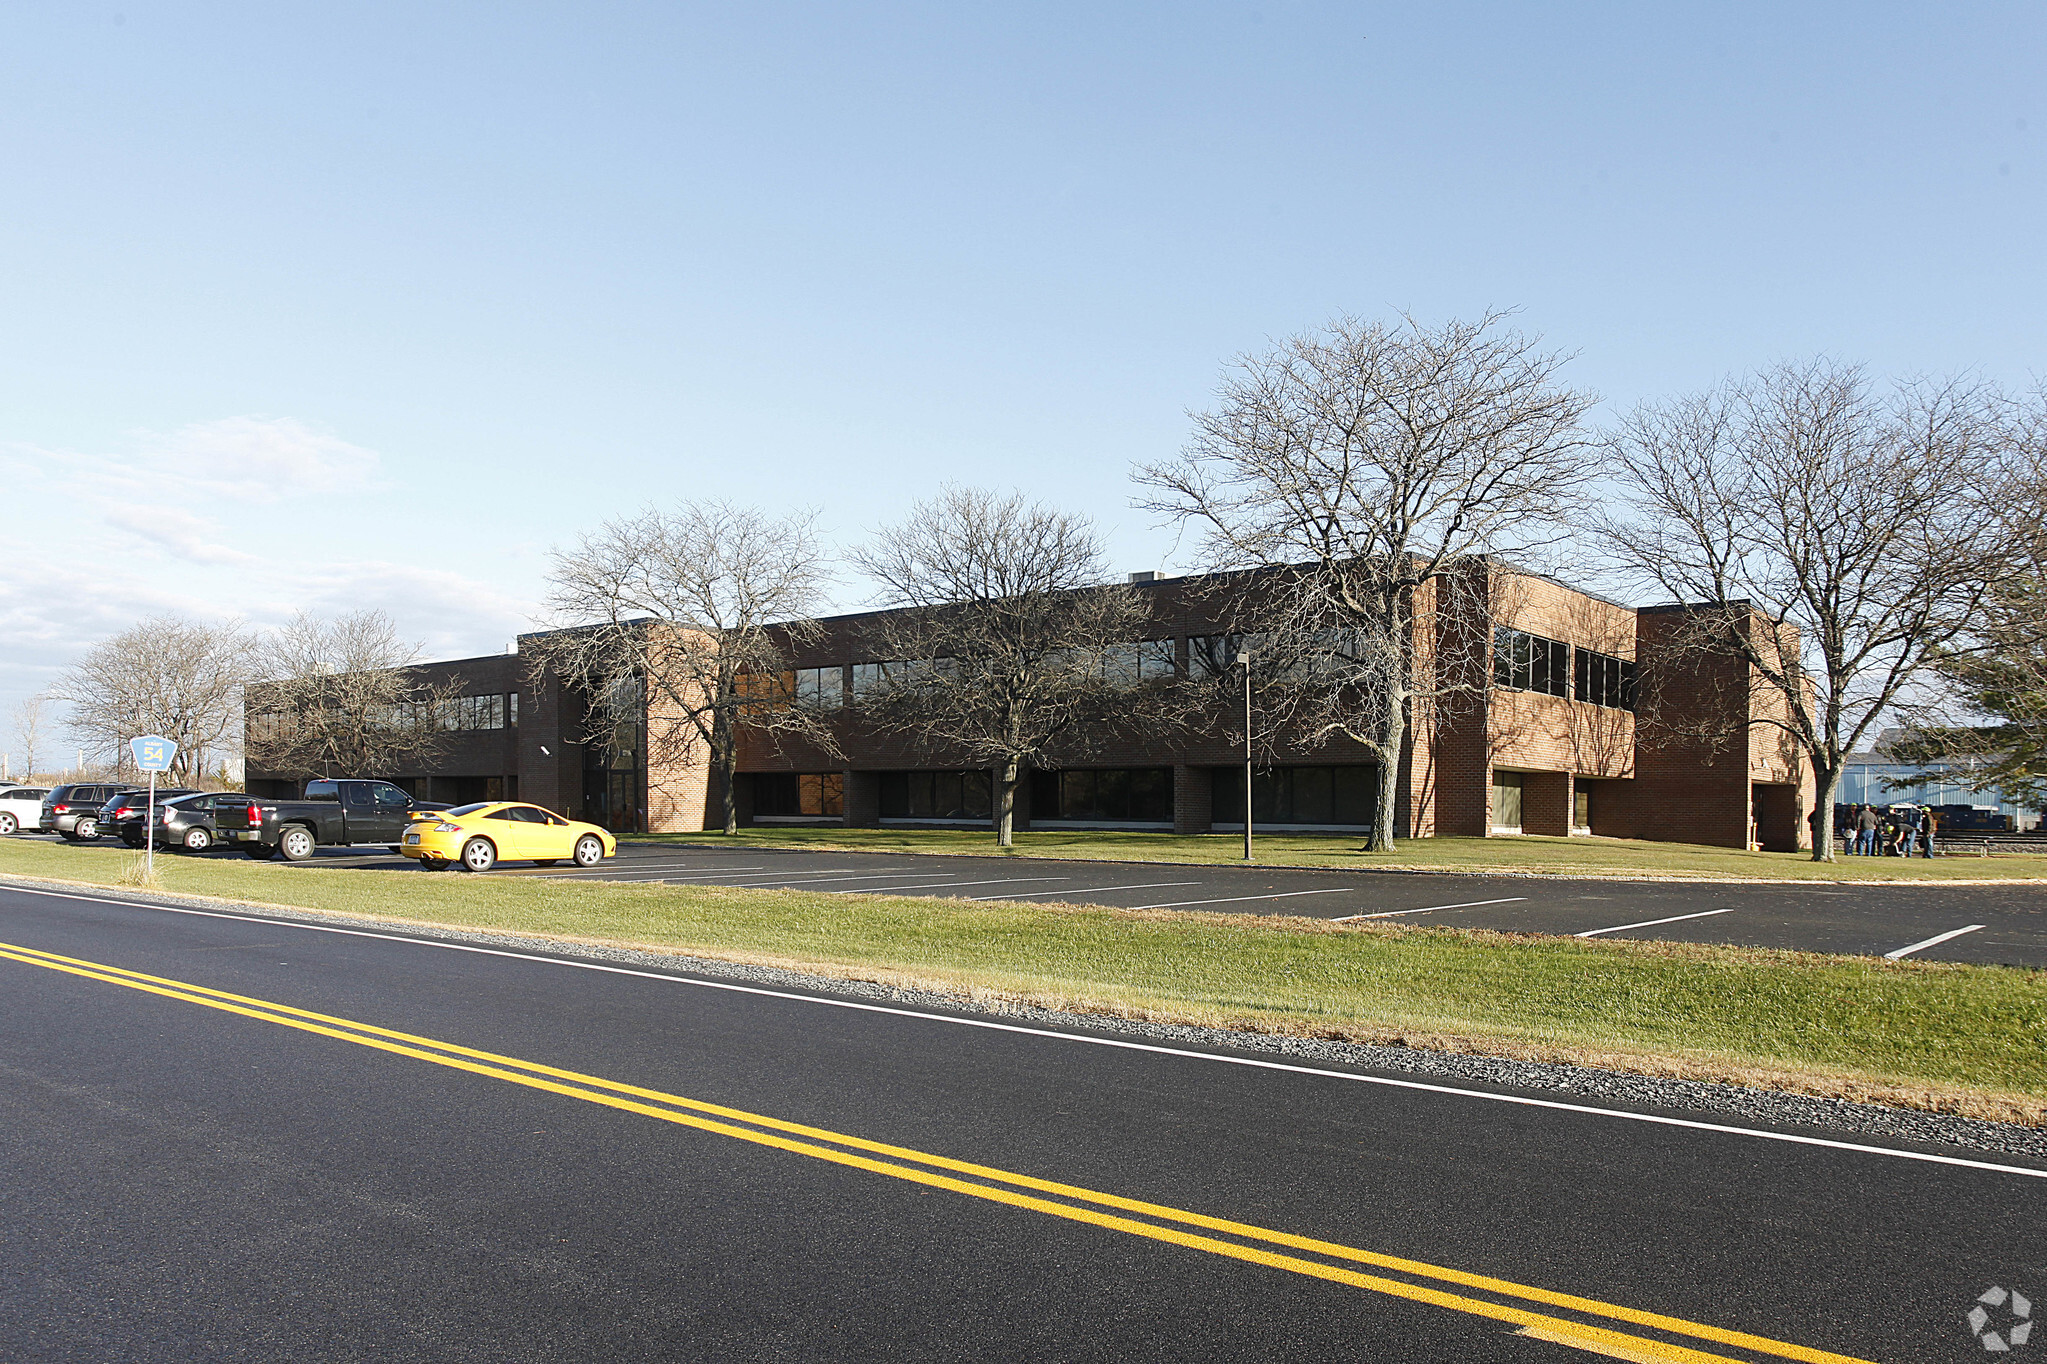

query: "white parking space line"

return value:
[527, 864, 769, 878]
[1883, 924, 1987, 960]
[701, 871, 927, 888]
[1128, 888, 1353, 910]
[969, 881, 1202, 901]
[1575, 908, 1735, 939]
[626, 867, 871, 881]
[826, 877, 1072, 894]
[1331, 897, 1528, 923]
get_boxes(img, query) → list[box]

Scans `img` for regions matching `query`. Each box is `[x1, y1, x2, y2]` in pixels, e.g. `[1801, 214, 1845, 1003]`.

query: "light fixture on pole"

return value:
[1237, 649, 1253, 862]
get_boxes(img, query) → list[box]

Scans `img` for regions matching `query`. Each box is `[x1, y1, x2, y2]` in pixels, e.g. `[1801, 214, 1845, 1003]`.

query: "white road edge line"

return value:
[1575, 908, 1736, 938]
[1884, 925, 1988, 960]
[970, 881, 1202, 901]
[1332, 897, 1528, 922]
[6, 883, 2044, 1181]
[1129, 888, 1352, 910]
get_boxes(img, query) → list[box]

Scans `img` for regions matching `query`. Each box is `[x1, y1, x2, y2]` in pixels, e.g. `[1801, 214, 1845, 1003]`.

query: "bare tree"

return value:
[850, 488, 1160, 847]
[1136, 312, 1596, 851]
[1887, 394, 2047, 808]
[247, 610, 453, 783]
[53, 616, 253, 785]
[1600, 361, 2016, 860]
[11, 693, 51, 779]
[539, 501, 836, 835]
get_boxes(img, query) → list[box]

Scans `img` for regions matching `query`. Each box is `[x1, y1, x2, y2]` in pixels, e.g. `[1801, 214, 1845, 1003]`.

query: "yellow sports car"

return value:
[400, 801, 617, 872]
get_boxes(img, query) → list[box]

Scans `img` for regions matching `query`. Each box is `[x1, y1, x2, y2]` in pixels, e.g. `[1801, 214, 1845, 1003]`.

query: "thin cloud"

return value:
[102, 505, 254, 565]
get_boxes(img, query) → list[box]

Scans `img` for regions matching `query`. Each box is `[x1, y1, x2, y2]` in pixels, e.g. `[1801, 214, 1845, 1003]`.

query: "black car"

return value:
[150, 792, 238, 853]
[40, 783, 140, 840]
[103, 789, 200, 846]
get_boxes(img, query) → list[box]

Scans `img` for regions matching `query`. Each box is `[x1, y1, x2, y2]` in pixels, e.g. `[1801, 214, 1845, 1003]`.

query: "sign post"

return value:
[129, 736, 177, 879]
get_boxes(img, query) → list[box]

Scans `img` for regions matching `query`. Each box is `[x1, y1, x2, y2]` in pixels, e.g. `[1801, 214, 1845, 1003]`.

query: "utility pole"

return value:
[1237, 649, 1253, 862]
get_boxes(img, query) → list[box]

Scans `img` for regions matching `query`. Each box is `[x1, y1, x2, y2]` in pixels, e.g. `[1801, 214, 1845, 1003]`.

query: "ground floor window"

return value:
[880, 770, 992, 820]
[1212, 765, 1376, 827]
[754, 772, 845, 818]
[1029, 768, 1173, 823]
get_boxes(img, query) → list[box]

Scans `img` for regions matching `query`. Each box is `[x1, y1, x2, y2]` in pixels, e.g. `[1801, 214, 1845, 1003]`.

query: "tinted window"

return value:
[305, 781, 340, 801]
[444, 802, 494, 817]
[343, 783, 372, 807]
[483, 808, 517, 822]
[373, 784, 409, 809]
[505, 806, 550, 823]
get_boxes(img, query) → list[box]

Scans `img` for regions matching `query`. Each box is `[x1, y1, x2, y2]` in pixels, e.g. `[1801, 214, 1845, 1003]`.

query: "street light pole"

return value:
[1237, 649, 1252, 862]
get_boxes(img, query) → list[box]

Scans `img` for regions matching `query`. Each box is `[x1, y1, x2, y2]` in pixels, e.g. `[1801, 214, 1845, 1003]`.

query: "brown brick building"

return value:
[244, 562, 1814, 850]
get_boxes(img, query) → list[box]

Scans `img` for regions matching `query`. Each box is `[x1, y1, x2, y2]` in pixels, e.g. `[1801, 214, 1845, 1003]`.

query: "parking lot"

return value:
[15, 830, 2047, 968]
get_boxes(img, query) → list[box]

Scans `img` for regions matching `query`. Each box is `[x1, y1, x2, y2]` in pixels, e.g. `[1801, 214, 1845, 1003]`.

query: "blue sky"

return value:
[3, 2, 2042, 739]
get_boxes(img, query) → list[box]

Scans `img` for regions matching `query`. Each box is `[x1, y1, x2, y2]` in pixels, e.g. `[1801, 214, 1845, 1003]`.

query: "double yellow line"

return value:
[0, 939, 1878, 1364]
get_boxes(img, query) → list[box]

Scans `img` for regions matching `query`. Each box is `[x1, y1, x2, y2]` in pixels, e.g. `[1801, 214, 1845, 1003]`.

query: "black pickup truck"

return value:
[214, 779, 450, 861]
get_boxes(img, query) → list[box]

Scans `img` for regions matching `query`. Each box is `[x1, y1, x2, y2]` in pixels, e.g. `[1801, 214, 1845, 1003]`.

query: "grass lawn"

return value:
[635, 826, 2047, 882]
[6, 837, 2043, 1123]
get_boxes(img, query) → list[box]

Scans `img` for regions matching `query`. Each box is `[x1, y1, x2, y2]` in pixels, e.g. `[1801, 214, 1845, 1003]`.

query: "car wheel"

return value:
[0, 813, 15, 835]
[459, 837, 496, 873]
[572, 834, 604, 867]
[420, 857, 449, 871]
[183, 827, 213, 853]
[277, 826, 316, 862]
[74, 817, 99, 840]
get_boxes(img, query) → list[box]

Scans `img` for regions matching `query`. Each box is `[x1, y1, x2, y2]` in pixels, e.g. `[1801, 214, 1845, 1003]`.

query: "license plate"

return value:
[404, 832, 420, 844]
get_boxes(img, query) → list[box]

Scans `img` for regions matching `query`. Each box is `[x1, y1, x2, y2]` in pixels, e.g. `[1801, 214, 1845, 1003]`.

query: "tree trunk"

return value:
[1367, 723, 1402, 853]
[996, 757, 1019, 848]
[1367, 654, 1409, 854]
[1809, 763, 1841, 863]
[714, 715, 739, 836]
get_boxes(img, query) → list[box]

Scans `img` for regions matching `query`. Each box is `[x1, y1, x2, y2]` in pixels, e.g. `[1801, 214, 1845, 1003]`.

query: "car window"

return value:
[506, 806, 549, 823]
[544, 813, 568, 826]
[373, 784, 409, 809]
[482, 808, 517, 821]
[443, 802, 493, 817]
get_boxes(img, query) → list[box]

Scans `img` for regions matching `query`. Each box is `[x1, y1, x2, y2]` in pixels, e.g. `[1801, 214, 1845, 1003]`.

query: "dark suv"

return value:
[102, 789, 200, 846]
[40, 784, 140, 840]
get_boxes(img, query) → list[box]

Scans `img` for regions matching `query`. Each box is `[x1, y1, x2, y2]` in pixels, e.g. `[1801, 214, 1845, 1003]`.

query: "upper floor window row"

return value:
[1493, 627, 1634, 710]
[438, 692, 518, 731]
[1574, 648, 1637, 710]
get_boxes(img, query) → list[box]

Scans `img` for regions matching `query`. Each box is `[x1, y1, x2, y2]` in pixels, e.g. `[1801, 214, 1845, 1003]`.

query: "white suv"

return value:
[0, 787, 51, 835]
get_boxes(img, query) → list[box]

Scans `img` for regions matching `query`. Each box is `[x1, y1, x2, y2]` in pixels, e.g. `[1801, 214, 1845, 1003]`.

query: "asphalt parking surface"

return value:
[19, 831, 2047, 967]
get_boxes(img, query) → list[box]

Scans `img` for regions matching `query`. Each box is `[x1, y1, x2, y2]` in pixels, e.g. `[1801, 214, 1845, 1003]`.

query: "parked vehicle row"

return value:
[5, 775, 618, 872]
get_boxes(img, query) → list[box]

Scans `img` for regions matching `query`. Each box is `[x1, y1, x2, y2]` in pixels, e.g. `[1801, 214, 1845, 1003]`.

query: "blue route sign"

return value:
[130, 735, 177, 774]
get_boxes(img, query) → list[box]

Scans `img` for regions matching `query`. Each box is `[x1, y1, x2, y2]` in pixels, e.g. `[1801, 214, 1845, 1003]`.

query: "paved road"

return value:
[32, 829, 2036, 967]
[1, 880, 2041, 1361]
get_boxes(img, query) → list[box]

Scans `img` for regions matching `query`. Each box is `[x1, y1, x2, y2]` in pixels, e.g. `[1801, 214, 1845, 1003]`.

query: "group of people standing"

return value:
[1844, 804, 1935, 857]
